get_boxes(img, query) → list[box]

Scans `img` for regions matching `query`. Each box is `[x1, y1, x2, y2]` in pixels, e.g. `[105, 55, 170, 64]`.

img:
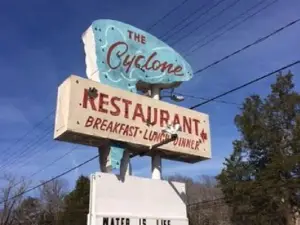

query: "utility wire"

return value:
[189, 60, 300, 109]
[0, 111, 54, 158]
[7, 145, 78, 190]
[164, 0, 227, 41]
[146, 0, 189, 31]
[4, 138, 58, 173]
[0, 126, 53, 171]
[0, 154, 99, 205]
[0, 4, 195, 171]
[177, 92, 241, 106]
[186, 0, 279, 55]
[162, 90, 241, 106]
[170, 0, 242, 46]
[159, 0, 212, 40]
[194, 17, 300, 75]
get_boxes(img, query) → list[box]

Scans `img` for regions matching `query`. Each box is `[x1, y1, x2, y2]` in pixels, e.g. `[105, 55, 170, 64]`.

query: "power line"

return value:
[7, 145, 78, 190]
[185, 0, 279, 55]
[162, 90, 241, 106]
[159, 0, 212, 40]
[0, 126, 53, 172]
[170, 0, 242, 46]
[146, 0, 189, 31]
[193, 17, 300, 75]
[0, 111, 54, 157]
[0, 5, 194, 172]
[189, 60, 300, 110]
[0, 154, 99, 205]
[178, 92, 241, 106]
[164, 0, 228, 41]
[4, 137, 59, 173]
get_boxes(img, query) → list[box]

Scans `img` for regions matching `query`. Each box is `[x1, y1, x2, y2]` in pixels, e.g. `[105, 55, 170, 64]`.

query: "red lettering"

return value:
[123, 125, 130, 136]
[190, 140, 195, 150]
[85, 116, 94, 127]
[193, 119, 200, 136]
[112, 122, 121, 133]
[123, 55, 136, 73]
[132, 127, 139, 137]
[106, 41, 185, 76]
[159, 62, 174, 73]
[171, 65, 184, 76]
[141, 35, 146, 44]
[128, 30, 133, 39]
[143, 52, 158, 70]
[186, 139, 191, 148]
[134, 55, 145, 68]
[93, 118, 102, 129]
[183, 116, 192, 134]
[132, 104, 146, 122]
[106, 121, 113, 132]
[173, 137, 178, 145]
[152, 60, 161, 70]
[134, 33, 141, 42]
[100, 119, 108, 130]
[173, 114, 181, 127]
[181, 138, 186, 147]
[119, 124, 126, 134]
[82, 89, 97, 111]
[143, 129, 149, 140]
[98, 93, 109, 113]
[106, 41, 128, 69]
[122, 99, 132, 118]
[160, 110, 170, 127]
[110, 96, 121, 116]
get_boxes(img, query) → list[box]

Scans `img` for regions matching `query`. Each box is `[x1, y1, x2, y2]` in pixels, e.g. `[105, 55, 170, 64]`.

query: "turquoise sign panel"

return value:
[82, 19, 194, 169]
[83, 19, 193, 93]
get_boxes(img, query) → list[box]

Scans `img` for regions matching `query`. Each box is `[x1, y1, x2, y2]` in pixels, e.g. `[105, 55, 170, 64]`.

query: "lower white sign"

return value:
[88, 216, 187, 225]
[87, 173, 188, 225]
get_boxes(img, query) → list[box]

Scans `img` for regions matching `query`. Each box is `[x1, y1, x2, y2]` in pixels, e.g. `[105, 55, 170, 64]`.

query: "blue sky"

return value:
[0, 0, 299, 189]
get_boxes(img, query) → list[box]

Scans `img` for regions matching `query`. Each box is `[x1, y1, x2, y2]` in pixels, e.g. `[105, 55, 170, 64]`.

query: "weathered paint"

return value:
[54, 75, 211, 162]
[82, 19, 193, 93]
[82, 19, 194, 168]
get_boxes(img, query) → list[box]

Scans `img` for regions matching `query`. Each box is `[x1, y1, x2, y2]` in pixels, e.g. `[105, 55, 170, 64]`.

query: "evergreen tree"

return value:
[58, 175, 90, 225]
[217, 72, 300, 225]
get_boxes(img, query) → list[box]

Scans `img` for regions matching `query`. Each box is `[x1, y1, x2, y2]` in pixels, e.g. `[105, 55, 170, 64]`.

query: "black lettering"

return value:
[116, 218, 120, 225]
[126, 218, 130, 225]
[121, 218, 124, 225]
[103, 218, 109, 225]
[143, 219, 146, 225]
[111, 218, 115, 225]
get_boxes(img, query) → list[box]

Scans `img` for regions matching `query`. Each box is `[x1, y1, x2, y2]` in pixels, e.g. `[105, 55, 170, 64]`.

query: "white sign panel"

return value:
[54, 75, 211, 163]
[87, 173, 189, 225]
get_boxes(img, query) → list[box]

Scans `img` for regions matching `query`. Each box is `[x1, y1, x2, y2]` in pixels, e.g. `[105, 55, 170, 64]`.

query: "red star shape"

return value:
[200, 129, 208, 143]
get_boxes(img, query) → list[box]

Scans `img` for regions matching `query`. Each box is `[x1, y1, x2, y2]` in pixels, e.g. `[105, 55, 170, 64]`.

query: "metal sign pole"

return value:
[150, 85, 162, 180]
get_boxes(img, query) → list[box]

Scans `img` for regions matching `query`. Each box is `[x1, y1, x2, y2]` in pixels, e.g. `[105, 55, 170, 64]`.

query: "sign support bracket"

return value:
[150, 85, 162, 180]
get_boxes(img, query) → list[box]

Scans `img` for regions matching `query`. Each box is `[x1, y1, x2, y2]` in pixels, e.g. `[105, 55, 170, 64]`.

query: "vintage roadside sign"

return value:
[82, 19, 193, 93]
[81, 19, 195, 168]
[87, 172, 188, 225]
[54, 75, 211, 163]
